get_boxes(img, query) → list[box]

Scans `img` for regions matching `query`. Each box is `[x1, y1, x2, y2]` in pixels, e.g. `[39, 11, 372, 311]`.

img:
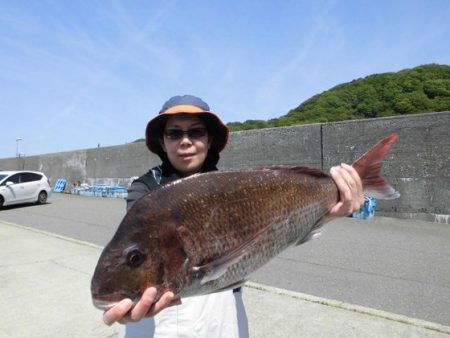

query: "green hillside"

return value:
[228, 64, 450, 131]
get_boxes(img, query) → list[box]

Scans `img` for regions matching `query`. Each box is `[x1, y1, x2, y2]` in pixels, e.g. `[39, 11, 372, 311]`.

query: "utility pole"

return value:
[16, 137, 23, 157]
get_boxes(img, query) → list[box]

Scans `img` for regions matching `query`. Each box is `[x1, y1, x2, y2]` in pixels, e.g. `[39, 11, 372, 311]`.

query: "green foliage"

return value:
[228, 64, 450, 131]
[227, 120, 268, 130]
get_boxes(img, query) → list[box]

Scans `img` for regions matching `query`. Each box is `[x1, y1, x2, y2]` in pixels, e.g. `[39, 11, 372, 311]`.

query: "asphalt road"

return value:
[1, 193, 449, 326]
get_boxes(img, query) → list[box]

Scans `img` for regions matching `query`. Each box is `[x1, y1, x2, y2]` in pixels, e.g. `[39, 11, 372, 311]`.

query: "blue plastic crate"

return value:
[71, 184, 127, 199]
[352, 197, 378, 220]
[53, 179, 67, 192]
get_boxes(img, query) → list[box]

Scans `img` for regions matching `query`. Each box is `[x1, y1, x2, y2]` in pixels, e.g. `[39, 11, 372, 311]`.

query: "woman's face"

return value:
[160, 114, 213, 176]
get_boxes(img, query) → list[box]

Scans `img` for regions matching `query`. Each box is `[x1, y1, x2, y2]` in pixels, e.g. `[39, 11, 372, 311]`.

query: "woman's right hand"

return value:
[103, 287, 182, 326]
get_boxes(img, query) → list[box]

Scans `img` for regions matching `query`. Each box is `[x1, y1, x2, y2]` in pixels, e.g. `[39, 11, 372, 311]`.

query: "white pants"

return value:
[119, 290, 248, 338]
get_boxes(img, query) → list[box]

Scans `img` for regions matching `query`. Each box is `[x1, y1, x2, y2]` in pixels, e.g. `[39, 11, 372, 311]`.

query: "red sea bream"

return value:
[91, 134, 400, 310]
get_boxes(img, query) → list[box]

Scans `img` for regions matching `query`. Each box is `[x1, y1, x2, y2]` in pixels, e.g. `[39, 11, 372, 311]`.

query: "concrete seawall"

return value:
[1, 111, 449, 223]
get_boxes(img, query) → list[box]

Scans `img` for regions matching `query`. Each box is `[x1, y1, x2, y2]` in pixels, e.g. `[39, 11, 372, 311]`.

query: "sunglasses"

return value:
[163, 127, 208, 140]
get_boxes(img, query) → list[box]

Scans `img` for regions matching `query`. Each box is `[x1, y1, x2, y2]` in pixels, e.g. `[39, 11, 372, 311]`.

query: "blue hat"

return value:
[159, 95, 210, 113]
[145, 95, 229, 155]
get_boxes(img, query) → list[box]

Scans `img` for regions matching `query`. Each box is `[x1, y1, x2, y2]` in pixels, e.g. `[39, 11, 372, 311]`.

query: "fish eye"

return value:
[127, 249, 146, 267]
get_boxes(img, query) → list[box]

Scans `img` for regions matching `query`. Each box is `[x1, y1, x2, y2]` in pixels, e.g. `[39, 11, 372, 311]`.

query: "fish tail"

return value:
[352, 133, 400, 200]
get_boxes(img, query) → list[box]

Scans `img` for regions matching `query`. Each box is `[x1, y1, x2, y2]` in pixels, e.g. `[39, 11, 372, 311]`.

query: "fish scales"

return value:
[92, 168, 338, 304]
[165, 170, 333, 258]
[179, 171, 338, 295]
[91, 134, 400, 310]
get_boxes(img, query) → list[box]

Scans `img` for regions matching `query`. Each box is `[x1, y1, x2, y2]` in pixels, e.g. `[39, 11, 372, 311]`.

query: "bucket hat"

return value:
[145, 95, 229, 156]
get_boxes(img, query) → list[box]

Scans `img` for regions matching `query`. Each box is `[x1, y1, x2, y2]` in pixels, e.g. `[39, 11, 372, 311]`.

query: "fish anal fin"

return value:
[213, 280, 247, 294]
[295, 216, 326, 246]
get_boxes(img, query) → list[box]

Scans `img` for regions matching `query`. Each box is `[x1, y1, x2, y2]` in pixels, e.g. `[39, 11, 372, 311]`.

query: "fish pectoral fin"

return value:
[194, 246, 247, 285]
[194, 228, 267, 285]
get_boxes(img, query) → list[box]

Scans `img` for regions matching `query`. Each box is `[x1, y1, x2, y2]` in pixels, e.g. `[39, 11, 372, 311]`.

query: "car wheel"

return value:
[37, 191, 47, 204]
[0, 196, 4, 208]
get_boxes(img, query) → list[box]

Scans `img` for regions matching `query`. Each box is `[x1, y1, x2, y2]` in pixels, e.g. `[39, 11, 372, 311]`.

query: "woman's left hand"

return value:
[329, 163, 364, 217]
[102, 288, 181, 326]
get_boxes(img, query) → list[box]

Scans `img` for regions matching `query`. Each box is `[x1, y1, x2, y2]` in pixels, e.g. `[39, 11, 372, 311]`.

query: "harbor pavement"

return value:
[1, 220, 450, 338]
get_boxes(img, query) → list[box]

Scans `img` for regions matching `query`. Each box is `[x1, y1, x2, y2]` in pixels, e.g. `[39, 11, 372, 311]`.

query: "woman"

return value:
[103, 95, 364, 337]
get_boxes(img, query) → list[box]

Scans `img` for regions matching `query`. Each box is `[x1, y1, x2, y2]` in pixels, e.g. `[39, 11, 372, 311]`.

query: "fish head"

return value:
[90, 212, 165, 311]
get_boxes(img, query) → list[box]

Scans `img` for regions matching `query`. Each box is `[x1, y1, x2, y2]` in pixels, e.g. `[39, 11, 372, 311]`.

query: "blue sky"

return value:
[1, 0, 449, 158]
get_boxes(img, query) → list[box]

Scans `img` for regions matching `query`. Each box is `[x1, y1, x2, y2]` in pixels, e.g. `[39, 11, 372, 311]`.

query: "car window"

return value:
[0, 174, 7, 181]
[4, 173, 21, 184]
[21, 172, 43, 183]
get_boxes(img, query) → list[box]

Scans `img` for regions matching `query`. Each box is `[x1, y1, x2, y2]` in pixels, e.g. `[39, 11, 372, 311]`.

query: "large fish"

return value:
[91, 134, 400, 310]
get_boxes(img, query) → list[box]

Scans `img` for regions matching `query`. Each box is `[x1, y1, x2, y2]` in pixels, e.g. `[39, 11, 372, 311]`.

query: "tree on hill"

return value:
[228, 64, 450, 131]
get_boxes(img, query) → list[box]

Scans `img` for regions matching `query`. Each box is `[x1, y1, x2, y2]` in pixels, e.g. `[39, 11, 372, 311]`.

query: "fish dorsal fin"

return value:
[262, 166, 329, 178]
[193, 223, 270, 285]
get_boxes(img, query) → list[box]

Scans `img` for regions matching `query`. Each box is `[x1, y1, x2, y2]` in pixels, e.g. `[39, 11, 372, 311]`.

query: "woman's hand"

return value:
[103, 287, 182, 326]
[329, 163, 364, 217]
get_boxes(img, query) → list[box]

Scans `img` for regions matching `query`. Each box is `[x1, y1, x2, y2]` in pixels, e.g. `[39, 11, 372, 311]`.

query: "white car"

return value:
[0, 170, 52, 208]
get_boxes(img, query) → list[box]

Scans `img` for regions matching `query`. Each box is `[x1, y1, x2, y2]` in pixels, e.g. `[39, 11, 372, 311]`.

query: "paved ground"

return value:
[1, 220, 449, 338]
[1, 193, 450, 327]
[251, 215, 450, 326]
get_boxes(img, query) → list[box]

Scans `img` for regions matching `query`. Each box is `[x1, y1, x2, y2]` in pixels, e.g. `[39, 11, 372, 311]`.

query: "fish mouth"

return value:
[92, 298, 139, 311]
[91, 291, 140, 311]
[92, 298, 119, 311]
